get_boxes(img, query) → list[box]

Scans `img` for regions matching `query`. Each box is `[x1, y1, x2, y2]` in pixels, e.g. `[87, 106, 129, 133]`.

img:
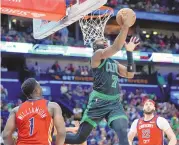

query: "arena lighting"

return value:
[12, 19, 17, 23]
[142, 31, 147, 34]
[153, 31, 158, 35]
[163, 84, 167, 88]
[146, 34, 150, 38]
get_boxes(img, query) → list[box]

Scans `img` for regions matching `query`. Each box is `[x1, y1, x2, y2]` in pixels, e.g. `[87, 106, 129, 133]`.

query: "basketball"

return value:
[116, 8, 136, 27]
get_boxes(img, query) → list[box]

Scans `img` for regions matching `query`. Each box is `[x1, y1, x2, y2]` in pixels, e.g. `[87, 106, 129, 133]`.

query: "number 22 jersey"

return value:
[137, 116, 168, 145]
[16, 99, 53, 145]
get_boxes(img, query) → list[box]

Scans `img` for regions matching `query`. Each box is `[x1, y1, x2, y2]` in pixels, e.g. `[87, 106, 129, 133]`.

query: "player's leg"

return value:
[107, 100, 129, 145]
[65, 93, 103, 144]
[65, 121, 93, 144]
[111, 118, 129, 145]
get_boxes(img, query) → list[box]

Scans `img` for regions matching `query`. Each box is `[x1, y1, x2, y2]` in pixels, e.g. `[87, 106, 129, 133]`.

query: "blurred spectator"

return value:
[106, 0, 179, 14]
[108, 0, 118, 8]
[64, 67, 71, 75]
[84, 86, 91, 96]
[59, 27, 69, 45]
[175, 42, 179, 54]
[41, 37, 53, 45]
[1, 85, 8, 100]
[75, 66, 81, 75]
[89, 138, 97, 145]
[1, 23, 179, 54]
[51, 61, 61, 74]
[66, 0, 77, 7]
[73, 104, 83, 120]
[73, 85, 84, 97]
[167, 72, 173, 86]
[60, 83, 68, 94]
[68, 64, 75, 75]
[176, 73, 179, 80]
[8, 28, 17, 36]
[1, 104, 10, 126]
[46, 66, 54, 74]
[60, 83, 75, 107]
[159, 39, 166, 49]
[51, 33, 62, 45]
[170, 33, 177, 46]
[81, 66, 88, 76]
[32, 62, 41, 76]
[158, 33, 165, 39]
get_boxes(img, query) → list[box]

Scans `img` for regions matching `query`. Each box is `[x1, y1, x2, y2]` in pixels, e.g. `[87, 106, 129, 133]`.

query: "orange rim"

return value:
[82, 6, 113, 20]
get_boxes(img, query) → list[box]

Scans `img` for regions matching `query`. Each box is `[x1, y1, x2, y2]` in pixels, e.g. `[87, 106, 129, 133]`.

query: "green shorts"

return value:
[81, 91, 128, 128]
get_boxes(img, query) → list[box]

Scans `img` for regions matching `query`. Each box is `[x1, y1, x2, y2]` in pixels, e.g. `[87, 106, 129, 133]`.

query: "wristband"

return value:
[127, 51, 135, 72]
[127, 51, 133, 65]
[127, 64, 135, 72]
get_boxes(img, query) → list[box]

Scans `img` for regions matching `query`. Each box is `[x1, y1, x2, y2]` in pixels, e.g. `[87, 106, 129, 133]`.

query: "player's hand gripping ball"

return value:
[116, 8, 136, 27]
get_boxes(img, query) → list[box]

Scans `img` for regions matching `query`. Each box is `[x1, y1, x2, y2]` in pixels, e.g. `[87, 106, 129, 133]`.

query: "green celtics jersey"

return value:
[92, 58, 119, 96]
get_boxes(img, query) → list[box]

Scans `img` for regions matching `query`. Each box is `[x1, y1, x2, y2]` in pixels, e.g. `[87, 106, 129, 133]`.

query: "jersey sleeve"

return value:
[129, 119, 139, 133]
[157, 117, 171, 131]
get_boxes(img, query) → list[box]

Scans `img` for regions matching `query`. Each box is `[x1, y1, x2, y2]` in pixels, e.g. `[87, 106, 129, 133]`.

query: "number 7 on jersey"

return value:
[111, 75, 118, 88]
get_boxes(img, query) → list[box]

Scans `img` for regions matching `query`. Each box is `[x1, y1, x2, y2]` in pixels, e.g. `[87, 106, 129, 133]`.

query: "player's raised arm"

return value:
[101, 25, 129, 58]
[117, 36, 140, 78]
[91, 14, 131, 68]
[3, 107, 18, 145]
[52, 102, 66, 145]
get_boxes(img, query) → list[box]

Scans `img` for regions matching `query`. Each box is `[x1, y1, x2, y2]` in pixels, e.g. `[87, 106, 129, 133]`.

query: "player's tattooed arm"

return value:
[3, 107, 18, 145]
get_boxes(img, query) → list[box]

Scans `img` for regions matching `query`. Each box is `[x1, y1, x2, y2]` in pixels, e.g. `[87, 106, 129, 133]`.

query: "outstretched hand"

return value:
[124, 36, 140, 52]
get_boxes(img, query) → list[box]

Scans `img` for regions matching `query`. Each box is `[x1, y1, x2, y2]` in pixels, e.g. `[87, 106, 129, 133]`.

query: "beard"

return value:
[143, 109, 155, 114]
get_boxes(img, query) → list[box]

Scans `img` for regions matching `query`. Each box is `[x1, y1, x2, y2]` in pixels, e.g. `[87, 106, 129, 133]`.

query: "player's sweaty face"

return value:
[143, 102, 155, 114]
[96, 39, 108, 48]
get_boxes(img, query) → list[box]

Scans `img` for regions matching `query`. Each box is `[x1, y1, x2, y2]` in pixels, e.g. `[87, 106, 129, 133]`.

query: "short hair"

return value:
[21, 78, 38, 98]
[92, 38, 107, 52]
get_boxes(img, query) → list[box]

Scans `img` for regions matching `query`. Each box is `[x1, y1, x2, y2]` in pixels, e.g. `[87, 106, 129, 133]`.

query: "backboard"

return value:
[33, 0, 107, 39]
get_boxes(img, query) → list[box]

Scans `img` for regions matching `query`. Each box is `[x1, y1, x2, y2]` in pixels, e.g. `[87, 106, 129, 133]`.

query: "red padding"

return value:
[1, 0, 66, 21]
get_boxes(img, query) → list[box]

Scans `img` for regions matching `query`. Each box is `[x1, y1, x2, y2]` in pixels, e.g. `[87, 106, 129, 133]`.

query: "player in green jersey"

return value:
[65, 16, 140, 145]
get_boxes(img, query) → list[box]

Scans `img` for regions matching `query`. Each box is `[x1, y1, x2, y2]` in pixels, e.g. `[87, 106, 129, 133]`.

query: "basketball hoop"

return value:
[79, 6, 114, 46]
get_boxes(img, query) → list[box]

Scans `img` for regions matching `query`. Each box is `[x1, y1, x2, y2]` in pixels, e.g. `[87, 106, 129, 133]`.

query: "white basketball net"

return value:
[79, 7, 113, 46]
